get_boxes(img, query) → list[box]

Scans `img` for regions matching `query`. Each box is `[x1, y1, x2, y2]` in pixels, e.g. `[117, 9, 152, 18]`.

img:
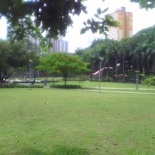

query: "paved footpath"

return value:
[83, 87, 155, 95]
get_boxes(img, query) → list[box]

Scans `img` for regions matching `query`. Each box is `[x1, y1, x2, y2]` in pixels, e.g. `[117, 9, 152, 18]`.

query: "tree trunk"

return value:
[116, 58, 118, 76]
[142, 66, 145, 74]
[64, 73, 67, 85]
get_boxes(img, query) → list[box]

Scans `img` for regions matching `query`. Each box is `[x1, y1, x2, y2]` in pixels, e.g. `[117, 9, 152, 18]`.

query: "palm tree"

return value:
[106, 40, 120, 78]
[147, 42, 155, 74]
[119, 38, 132, 82]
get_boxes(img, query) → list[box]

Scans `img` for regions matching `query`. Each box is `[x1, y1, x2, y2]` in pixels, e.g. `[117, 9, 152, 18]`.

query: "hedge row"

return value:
[0, 83, 43, 88]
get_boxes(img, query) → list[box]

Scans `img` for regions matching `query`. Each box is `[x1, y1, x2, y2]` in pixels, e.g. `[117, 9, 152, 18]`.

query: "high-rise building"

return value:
[29, 34, 69, 53]
[108, 7, 133, 41]
[49, 36, 69, 53]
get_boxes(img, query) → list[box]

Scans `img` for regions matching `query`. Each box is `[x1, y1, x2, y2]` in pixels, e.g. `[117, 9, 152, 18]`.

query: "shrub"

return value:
[102, 76, 115, 82]
[50, 84, 81, 89]
[141, 75, 155, 86]
[0, 83, 43, 88]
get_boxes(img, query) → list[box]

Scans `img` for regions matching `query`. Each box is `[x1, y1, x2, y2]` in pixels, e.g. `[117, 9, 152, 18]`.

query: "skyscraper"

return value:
[108, 7, 133, 41]
[49, 36, 69, 53]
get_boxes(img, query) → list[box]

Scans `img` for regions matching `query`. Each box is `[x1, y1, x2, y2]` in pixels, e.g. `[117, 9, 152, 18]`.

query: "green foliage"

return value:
[1, 0, 154, 46]
[0, 0, 87, 41]
[50, 84, 81, 89]
[141, 75, 155, 86]
[76, 25, 155, 78]
[37, 53, 90, 85]
[81, 8, 118, 37]
[76, 74, 88, 81]
[7, 16, 47, 49]
[0, 40, 40, 82]
[0, 83, 43, 88]
[102, 76, 115, 82]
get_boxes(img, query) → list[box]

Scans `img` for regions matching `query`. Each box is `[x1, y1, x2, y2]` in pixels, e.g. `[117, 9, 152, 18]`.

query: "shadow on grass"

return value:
[19, 146, 90, 155]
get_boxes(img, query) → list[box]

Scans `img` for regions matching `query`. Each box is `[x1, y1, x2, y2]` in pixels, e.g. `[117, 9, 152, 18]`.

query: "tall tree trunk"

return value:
[142, 66, 145, 74]
[116, 57, 118, 76]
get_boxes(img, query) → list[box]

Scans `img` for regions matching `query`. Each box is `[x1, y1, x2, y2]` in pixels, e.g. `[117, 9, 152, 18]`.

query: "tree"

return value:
[0, 0, 87, 40]
[81, 8, 118, 37]
[75, 25, 155, 81]
[0, 0, 119, 44]
[130, 26, 155, 74]
[37, 53, 89, 85]
[118, 38, 133, 82]
[0, 40, 11, 82]
[0, 40, 40, 82]
[105, 40, 120, 76]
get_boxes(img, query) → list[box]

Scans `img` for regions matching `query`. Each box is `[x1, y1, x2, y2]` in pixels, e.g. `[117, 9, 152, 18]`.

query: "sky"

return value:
[0, 17, 7, 40]
[0, 0, 155, 52]
[64, 0, 155, 52]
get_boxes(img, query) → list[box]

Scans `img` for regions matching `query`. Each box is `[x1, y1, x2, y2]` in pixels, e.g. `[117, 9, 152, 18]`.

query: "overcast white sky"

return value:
[65, 0, 155, 52]
[0, 0, 155, 52]
[0, 17, 7, 39]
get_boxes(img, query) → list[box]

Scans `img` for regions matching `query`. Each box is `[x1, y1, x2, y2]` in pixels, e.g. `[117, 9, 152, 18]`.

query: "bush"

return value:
[50, 84, 81, 89]
[0, 83, 43, 88]
[102, 76, 115, 82]
[141, 75, 155, 86]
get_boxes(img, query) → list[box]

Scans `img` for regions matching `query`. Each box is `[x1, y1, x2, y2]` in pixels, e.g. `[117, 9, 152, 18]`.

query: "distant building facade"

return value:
[29, 33, 69, 53]
[49, 36, 69, 53]
[108, 7, 133, 41]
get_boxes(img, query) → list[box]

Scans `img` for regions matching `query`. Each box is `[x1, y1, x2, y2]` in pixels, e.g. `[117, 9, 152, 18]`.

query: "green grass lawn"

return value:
[0, 83, 155, 155]
[50, 80, 155, 92]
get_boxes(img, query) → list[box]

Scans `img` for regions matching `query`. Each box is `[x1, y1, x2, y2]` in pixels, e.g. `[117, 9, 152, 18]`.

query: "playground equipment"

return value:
[92, 63, 121, 76]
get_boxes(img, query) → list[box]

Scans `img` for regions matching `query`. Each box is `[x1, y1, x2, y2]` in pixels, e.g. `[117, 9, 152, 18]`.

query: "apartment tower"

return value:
[108, 7, 133, 41]
[49, 36, 69, 53]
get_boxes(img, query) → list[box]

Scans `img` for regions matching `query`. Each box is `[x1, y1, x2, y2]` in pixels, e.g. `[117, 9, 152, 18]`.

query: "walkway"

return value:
[83, 87, 155, 95]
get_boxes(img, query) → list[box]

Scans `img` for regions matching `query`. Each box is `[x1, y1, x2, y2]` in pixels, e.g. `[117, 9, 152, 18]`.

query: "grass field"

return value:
[0, 82, 155, 155]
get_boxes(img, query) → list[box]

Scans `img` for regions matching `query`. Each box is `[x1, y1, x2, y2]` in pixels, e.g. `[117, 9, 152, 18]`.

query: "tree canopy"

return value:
[0, 0, 87, 40]
[0, 0, 120, 43]
[0, 0, 154, 41]
[37, 53, 89, 85]
[81, 8, 118, 37]
[0, 40, 39, 82]
[0, 0, 154, 51]
[75, 25, 155, 80]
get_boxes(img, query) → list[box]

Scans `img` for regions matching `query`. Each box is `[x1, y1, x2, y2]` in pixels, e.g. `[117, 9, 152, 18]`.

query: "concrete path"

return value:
[83, 87, 155, 95]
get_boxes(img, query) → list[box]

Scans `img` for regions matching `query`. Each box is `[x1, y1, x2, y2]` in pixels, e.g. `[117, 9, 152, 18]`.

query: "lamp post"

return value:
[122, 52, 125, 83]
[99, 56, 104, 93]
[135, 70, 139, 90]
[29, 59, 33, 89]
